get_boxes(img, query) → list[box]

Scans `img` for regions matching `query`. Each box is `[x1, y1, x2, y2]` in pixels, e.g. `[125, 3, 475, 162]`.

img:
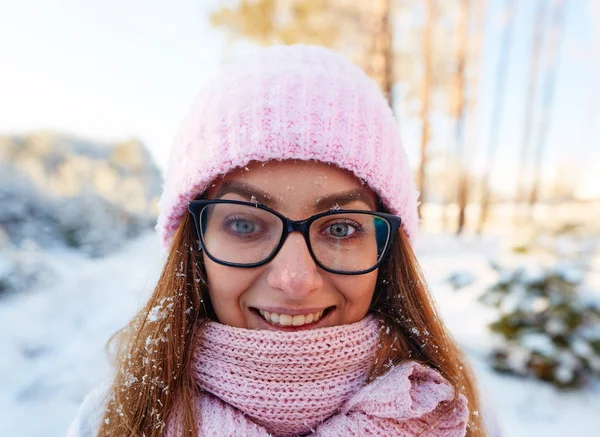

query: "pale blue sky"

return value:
[0, 0, 598, 198]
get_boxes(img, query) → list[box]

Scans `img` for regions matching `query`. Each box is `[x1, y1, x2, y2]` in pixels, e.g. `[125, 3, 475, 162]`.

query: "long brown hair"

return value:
[97, 212, 485, 437]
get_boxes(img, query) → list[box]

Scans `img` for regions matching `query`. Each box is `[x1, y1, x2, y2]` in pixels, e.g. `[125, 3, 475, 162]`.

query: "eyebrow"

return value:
[314, 188, 376, 211]
[214, 181, 376, 211]
[213, 181, 278, 207]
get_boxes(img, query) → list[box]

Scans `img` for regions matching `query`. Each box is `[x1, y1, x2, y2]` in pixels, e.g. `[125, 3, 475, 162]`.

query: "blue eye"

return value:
[328, 223, 355, 237]
[227, 219, 257, 234]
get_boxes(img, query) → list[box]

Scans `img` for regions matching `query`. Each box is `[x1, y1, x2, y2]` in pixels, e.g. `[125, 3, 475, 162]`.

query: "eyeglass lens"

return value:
[199, 203, 390, 273]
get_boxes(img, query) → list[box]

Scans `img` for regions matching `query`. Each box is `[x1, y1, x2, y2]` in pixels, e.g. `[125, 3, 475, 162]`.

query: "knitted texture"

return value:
[165, 317, 469, 437]
[190, 316, 380, 437]
[156, 44, 419, 249]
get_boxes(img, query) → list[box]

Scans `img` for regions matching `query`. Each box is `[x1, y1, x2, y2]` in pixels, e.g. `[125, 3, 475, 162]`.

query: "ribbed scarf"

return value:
[189, 315, 380, 437]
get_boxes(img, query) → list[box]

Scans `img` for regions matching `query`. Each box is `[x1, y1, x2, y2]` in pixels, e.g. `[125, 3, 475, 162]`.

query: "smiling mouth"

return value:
[254, 307, 335, 327]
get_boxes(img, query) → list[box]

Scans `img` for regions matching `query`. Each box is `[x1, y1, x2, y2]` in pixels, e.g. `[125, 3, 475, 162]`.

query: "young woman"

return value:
[69, 45, 486, 437]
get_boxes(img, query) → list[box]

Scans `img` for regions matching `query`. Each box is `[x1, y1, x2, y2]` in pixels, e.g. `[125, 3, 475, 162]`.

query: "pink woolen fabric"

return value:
[191, 316, 380, 437]
[156, 44, 419, 249]
[165, 316, 469, 437]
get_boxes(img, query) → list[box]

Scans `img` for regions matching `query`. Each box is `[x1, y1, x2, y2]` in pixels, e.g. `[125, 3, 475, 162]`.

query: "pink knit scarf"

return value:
[189, 316, 380, 437]
[165, 315, 469, 437]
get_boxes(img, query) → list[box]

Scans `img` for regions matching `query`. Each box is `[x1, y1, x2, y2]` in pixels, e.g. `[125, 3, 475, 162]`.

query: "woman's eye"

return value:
[326, 222, 357, 238]
[227, 219, 258, 234]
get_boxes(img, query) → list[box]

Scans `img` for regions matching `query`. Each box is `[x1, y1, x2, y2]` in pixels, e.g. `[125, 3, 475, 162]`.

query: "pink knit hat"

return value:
[157, 44, 419, 248]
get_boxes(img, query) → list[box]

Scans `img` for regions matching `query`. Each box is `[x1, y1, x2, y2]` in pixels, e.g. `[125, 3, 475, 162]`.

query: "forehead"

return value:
[205, 160, 377, 215]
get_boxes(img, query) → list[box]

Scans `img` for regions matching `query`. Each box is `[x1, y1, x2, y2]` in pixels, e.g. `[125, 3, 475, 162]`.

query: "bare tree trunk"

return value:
[529, 0, 568, 214]
[455, 0, 470, 235]
[362, 0, 394, 108]
[417, 0, 435, 220]
[515, 0, 547, 223]
[440, 147, 453, 232]
[478, 0, 515, 234]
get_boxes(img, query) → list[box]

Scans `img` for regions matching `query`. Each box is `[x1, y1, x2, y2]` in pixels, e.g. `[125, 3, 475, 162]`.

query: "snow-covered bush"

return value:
[481, 262, 600, 388]
[0, 250, 55, 296]
[0, 231, 55, 296]
[53, 191, 155, 257]
[0, 165, 59, 247]
[0, 132, 163, 293]
[0, 133, 161, 254]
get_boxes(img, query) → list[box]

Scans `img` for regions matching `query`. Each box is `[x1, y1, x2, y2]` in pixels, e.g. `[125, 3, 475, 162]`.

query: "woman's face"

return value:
[203, 160, 380, 331]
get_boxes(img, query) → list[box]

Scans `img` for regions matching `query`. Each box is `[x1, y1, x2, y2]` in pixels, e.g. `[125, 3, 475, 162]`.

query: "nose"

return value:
[266, 233, 324, 300]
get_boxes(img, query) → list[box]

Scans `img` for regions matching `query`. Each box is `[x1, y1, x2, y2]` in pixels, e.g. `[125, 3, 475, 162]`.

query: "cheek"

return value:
[332, 271, 378, 306]
[203, 255, 260, 323]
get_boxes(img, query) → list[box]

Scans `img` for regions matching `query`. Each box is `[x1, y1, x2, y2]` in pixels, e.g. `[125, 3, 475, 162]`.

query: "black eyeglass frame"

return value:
[188, 199, 402, 275]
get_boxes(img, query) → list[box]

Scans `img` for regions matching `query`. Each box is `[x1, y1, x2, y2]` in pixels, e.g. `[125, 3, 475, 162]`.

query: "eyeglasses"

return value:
[188, 199, 401, 275]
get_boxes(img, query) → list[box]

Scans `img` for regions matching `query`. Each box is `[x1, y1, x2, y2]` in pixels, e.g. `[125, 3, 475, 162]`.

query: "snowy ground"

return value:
[1, 231, 599, 437]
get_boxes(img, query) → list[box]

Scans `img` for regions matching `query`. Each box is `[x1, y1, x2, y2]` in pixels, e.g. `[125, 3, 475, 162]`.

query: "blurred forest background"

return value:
[0, 1, 599, 436]
[209, 0, 599, 236]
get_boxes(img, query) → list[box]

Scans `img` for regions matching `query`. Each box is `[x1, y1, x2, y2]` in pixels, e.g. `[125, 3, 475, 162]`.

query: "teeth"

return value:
[279, 314, 293, 326]
[258, 309, 325, 327]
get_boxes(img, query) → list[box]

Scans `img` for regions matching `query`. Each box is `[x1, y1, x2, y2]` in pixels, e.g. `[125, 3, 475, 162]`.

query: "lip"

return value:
[250, 306, 336, 331]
